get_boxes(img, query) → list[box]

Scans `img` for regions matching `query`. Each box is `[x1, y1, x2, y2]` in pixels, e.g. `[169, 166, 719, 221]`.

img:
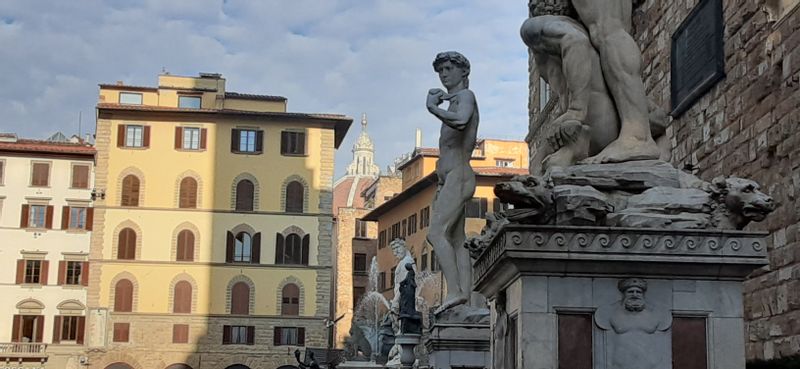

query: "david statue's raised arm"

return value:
[426, 87, 476, 131]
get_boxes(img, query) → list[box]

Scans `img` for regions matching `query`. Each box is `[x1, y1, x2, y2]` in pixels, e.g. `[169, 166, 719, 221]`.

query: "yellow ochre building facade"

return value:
[87, 73, 352, 369]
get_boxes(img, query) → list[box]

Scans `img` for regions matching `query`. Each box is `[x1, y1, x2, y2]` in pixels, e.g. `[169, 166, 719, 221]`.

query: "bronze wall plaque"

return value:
[670, 0, 725, 118]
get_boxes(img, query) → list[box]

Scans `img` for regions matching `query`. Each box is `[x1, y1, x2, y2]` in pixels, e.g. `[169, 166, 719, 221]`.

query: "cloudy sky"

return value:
[0, 0, 531, 178]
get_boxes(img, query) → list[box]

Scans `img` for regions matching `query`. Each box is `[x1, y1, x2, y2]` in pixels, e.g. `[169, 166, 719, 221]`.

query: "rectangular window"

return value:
[495, 159, 514, 167]
[125, 125, 144, 147]
[65, 261, 82, 285]
[430, 250, 438, 272]
[68, 207, 87, 230]
[557, 313, 593, 369]
[24, 260, 42, 284]
[401, 219, 407, 237]
[410, 214, 417, 234]
[173, 324, 189, 344]
[378, 230, 387, 249]
[70, 164, 90, 188]
[119, 92, 143, 105]
[0, 160, 6, 185]
[353, 253, 367, 273]
[29, 205, 47, 228]
[420, 207, 430, 229]
[12, 315, 45, 343]
[421, 253, 428, 271]
[355, 219, 368, 238]
[672, 317, 708, 369]
[182, 127, 201, 150]
[493, 198, 509, 214]
[113, 322, 130, 342]
[60, 316, 79, 341]
[231, 326, 248, 344]
[276, 327, 304, 346]
[379, 272, 386, 291]
[178, 95, 202, 109]
[353, 286, 365, 309]
[31, 162, 50, 187]
[281, 131, 306, 156]
[465, 197, 488, 219]
[239, 130, 257, 152]
[390, 267, 396, 287]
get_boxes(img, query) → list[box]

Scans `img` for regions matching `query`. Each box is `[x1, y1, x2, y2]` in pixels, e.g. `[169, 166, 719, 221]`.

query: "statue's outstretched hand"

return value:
[427, 88, 445, 108]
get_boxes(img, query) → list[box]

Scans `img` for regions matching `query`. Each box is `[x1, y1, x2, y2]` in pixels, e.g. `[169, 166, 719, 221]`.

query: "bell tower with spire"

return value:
[346, 113, 380, 177]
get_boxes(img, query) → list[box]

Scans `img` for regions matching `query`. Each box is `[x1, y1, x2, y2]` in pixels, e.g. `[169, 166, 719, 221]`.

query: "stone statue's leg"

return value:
[450, 210, 472, 305]
[571, 0, 660, 163]
[428, 169, 475, 314]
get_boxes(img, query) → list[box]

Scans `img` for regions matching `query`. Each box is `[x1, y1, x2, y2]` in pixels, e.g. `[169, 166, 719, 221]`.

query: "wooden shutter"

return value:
[143, 126, 151, 147]
[286, 181, 304, 213]
[255, 130, 264, 152]
[52, 316, 62, 343]
[222, 325, 232, 344]
[557, 313, 592, 369]
[273, 327, 282, 346]
[230, 129, 240, 152]
[72, 165, 89, 188]
[40, 261, 49, 285]
[61, 206, 70, 229]
[20, 204, 29, 228]
[76, 316, 85, 344]
[57, 261, 66, 285]
[252, 233, 261, 264]
[280, 131, 288, 154]
[179, 177, 198, 208]
[175, 127, 183, 149]
[174, 281, 192, 313]
[297, 132, 306, 154]
[80, 262, 90, 286]
[86, 208, 94, 231]
[15, 260, 24, 284]
[246, 326, 255, 345]
[200, 128, 207, 149]
[35, 316, 44, 343]
[119, 228, 136, 260]
[113, 322, 129, 342]
[275, 234, 284, 264]
[121, 175, 140, 207]
[117, 125, 125, 147]
[45, 205, 54, 229]
[173, 324, 189, 343]
[301, 235, 310, 265]
[115, 279, 133, 312]
[480, 198, 488, 218]
[235, 180, 254, 211]
[226, 231, 234, 263]
[298, 327, 306, 346]
[11, 315, 21, 342]
[231, 282, 250, 315]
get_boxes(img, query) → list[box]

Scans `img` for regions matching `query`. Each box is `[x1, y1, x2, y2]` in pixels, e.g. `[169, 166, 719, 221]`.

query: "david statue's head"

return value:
[433, 51, 471, 90]
[390, 238, 410, 260]
[618, 278, 647, 312]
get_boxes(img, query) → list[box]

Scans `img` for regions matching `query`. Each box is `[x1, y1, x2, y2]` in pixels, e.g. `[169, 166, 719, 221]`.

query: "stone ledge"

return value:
[474, 225, 769, 296]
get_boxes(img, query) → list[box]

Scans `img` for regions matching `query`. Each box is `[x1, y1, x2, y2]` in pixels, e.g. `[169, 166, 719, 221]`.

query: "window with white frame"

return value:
[183, 127, 201, 150]
[29, 205, 47, 228]
[495, 159, 514, 167]
[125, 125, 144, 147]
[69, 207, 88, 230]
[178, 96, 202, 109]
[239, 130, 257, 152]
[119, 92, 143, 105]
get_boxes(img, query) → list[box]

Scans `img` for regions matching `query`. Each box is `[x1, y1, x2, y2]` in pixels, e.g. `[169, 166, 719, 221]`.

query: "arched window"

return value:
[235, 232, 251, 263]
[275, 233, 309, 265]
[179, 177, 198, 209]
[176, 230, 194, 262]
[114, 279, 133, 312]
[118, 228, 136, 260]
[281, 283, 300, 316]
[121, 175, 140, 206]
[285, 181, 304, 213]
[173, 281, 192, 313]
[235, 180, 254, 211]
[230, 282, 250, 315]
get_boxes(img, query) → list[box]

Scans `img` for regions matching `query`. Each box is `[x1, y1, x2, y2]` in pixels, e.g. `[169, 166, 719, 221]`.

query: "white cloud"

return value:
[0, 0, 532, 177]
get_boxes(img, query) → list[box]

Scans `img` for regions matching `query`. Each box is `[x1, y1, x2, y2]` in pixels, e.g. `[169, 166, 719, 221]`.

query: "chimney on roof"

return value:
[415, 128, 422, 149]
[115, 81, 124, 86]
[199, 72, 222, 79]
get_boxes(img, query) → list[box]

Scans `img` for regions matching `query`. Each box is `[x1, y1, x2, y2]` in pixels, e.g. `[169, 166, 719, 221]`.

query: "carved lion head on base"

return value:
[711, 176, 775, 229]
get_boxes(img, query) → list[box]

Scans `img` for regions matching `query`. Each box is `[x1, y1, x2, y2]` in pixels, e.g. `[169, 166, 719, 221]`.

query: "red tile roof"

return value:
[96, 103, 350, 120]
[473, 166, 529, 176]
[0, 139, 95, 156]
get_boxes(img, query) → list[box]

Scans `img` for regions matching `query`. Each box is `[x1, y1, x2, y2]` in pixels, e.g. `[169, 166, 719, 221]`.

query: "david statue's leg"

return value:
[572, 0, 659, 163]
[429, 173, 474, 315]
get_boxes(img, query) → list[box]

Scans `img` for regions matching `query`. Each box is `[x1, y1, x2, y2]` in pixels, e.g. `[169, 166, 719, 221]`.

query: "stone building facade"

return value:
[526, 0, 800, 360]
[87, 73, 352, 369]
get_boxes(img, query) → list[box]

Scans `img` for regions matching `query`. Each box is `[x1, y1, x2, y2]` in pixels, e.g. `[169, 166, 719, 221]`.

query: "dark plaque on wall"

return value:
[670, 0, 725, 118]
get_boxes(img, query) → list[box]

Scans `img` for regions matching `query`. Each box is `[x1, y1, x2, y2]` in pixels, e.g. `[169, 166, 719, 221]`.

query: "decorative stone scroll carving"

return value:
[595, 278, 672, 369]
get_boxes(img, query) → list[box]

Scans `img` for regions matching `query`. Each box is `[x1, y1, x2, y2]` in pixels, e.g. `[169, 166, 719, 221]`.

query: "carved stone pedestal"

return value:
[474, 225, 768, 369]
[424, 323, 490, 369]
